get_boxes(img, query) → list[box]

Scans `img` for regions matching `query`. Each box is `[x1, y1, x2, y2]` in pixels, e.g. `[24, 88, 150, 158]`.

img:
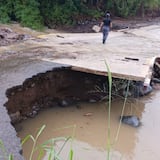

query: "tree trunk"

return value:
[140, 2, 145, 18]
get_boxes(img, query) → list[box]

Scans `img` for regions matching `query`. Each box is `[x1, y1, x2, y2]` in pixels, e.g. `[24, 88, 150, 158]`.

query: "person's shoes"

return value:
[103, 39, 105, 44]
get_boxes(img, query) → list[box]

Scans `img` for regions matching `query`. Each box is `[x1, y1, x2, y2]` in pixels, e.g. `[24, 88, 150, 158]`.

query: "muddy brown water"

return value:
[15, 90, 160, 160]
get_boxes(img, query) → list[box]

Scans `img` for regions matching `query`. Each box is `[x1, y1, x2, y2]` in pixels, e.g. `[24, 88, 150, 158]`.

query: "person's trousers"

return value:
[102, 26, 109, 43]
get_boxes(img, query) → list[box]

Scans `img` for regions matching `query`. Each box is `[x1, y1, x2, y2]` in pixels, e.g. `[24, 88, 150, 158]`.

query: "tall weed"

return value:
[105, 61, 112, 160]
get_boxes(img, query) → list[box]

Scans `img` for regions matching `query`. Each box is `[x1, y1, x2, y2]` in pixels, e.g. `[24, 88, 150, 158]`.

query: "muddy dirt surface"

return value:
[1, 17, 160, 44]
[0, 17, 160, 160]
[0, 17, 160, 61]
[59, 16, 160, 32]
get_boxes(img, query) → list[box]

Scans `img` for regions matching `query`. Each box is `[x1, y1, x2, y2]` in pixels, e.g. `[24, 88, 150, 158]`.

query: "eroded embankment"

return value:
[4, 67, 156, 125]
[5, 68, 108, 124]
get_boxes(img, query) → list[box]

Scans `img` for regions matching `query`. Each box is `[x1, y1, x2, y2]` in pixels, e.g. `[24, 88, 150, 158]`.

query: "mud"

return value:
[5, 66, 154, 125]
[5, 69, 108, 122]
[1, 17, 160, 48]
[0, 27, 31, 46]
[3, 68, 121, 123]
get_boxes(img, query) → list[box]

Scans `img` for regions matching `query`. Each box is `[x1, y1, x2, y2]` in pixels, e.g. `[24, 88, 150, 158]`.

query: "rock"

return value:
[14, 125, 23, 132]
[26, 110, 38, 118]
[58, 99, 75, 107]
[140, 85, 153, 96]
[58, 99, 69, 107]
[152, 77, 160, 83]
[10, 111, 21, 124]
[120, 115, 141, 127]
[134, 81, 153, 97]
[89, 99, 97, 103]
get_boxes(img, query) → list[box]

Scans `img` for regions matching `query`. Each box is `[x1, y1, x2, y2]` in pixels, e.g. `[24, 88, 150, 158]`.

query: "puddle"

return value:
[15, 96, 149, 159]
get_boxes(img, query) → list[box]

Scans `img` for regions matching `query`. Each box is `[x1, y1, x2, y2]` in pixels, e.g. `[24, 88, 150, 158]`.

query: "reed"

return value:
[21, 124, 76, 160]
[0, 139, 13, 160]
[105, 61, 112, 160]
[21, 124, 46, 160]
[105, 61, 131, 160]
[114, 80, 130, 143]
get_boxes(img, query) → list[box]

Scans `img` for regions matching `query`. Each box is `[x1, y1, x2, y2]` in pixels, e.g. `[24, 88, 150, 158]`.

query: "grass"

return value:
[105, 61, 131, 160]
[21, 124, 46, 160]
[21, 124, 76, 160]
[105, 61, 112, 160]
[0, 139, 13, 160]
[114, 80, 130, 144]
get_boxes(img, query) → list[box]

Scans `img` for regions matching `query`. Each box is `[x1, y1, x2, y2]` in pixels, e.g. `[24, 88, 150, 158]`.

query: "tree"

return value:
[0, 0, 13, 23]
[14, 0, 43, 29]
[138, 0, 160, 17]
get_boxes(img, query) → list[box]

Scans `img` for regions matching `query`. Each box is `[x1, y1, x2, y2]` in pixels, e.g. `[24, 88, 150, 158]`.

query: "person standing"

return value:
[100, 12, 112, 44]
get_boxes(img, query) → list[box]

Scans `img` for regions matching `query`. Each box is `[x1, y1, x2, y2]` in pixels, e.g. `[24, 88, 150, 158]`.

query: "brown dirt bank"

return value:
[0, 16, 160, 61]
[0, 16, 160, 46]
[59, 16, 160, 33]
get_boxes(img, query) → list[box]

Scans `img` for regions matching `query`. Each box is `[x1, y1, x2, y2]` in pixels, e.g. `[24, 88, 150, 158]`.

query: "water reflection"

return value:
[43, 140, 123, 160]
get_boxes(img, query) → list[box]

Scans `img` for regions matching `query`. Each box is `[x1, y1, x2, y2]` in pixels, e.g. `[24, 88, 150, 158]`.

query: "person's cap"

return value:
[106, 13, 110, 17]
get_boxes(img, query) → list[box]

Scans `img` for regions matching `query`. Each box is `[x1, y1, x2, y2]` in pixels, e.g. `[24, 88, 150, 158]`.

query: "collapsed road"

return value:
[0, 23, 160, 159]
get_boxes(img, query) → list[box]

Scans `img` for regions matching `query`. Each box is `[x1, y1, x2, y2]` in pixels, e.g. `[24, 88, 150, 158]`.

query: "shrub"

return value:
[14, 0, 44, 30]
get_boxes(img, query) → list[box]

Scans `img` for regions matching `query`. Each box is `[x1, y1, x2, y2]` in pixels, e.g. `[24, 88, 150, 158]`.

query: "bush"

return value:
[39, 0, 79, 28]
[0, 1, 12, 23]
[14, 0, 44, 30]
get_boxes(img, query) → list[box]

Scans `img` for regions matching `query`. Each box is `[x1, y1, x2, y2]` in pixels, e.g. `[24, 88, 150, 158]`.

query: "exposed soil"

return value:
[5, 68, 134, 124]
[1, 16, 160, 47]
[0, 16, 160, 62]
[59, 16, 160, 32]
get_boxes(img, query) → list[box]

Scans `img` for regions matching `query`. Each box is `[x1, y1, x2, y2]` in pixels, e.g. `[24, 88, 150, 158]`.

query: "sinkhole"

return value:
[3, 60, 160, 159]
[4, 67, 141, 125]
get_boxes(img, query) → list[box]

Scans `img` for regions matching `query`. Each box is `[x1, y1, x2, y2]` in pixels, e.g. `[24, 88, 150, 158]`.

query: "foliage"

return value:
[41, 0, 78, 27]
[1, 0, 160, 29]
[0, 0, 13, 23]
[14, 0, 44, 30]
[0, 139, 13, 160]
[107, 0, 160, 17]
[21, 124, 76, 160]
[86, 9, 103, 19]
[106, 0, 140, 17]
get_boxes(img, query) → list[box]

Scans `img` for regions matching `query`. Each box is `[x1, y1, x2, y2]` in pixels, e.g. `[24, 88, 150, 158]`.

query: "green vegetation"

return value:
[0, 0, 160, 30]
[0, 139, 13, 160]
[22, 124, 76, 160]
[105, 61, 112, 160]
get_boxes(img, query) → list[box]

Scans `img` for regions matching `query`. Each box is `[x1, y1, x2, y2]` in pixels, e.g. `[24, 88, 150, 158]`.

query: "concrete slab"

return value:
[35, 25, 160, 82]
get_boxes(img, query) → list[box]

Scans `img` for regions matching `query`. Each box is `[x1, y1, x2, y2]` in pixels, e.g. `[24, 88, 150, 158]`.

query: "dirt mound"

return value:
[0, 27, 30, 46]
